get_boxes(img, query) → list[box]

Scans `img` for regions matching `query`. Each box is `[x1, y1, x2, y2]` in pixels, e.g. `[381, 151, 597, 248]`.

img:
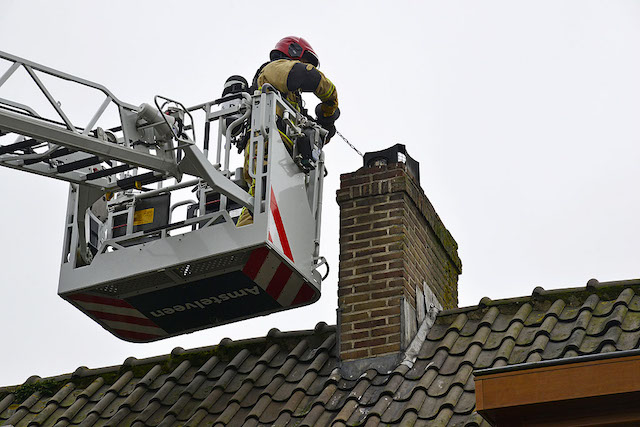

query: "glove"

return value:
[325, 123, 336, 142]
[315, 104, 340, 127]
[315, 105, 340, 142]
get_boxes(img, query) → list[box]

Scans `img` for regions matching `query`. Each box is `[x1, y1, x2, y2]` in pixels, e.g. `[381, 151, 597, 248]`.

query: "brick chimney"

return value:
[337, 145, 462, 366]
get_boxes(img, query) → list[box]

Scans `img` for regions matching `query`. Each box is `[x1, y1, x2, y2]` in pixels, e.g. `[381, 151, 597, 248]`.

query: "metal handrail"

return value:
[153, 94, 196, 144]
[0, 50, 139, 140]
[0, 50, 137, 110]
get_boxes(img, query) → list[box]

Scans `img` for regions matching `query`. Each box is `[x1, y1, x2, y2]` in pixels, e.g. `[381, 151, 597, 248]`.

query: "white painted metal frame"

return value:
[0, 50, 327, 310]
[57, 90, 325, 300]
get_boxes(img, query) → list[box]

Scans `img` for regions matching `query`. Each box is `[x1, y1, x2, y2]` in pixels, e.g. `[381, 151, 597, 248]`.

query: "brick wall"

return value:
[337, 163, 462, 361]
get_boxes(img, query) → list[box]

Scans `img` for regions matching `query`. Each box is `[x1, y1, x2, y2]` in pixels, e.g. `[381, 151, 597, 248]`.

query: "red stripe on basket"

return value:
[270, 188, 293, 262]
[86, 310, 159, 328]
[292, 283, 316, 305]
[265, 263, 293, 301]
[242, 247, 270, 280]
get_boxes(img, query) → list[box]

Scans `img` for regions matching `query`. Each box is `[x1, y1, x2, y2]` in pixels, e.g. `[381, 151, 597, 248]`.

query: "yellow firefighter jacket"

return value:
[256, 59, 338, 118]
[237, 59, 338, 227]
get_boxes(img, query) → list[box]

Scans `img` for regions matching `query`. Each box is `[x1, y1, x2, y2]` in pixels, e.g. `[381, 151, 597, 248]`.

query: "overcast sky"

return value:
[1, 1, 639, 387]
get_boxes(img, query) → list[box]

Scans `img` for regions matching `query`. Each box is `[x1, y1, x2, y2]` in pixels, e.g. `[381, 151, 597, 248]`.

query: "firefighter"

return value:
[237, 36, 340, 227]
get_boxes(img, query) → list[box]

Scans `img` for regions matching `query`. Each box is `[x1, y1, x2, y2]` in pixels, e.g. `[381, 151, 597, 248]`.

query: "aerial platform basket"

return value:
[0, 51, 327, 342]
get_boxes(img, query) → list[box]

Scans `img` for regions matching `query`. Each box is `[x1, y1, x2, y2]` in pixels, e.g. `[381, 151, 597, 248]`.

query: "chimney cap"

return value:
[363, 144, 420, 182]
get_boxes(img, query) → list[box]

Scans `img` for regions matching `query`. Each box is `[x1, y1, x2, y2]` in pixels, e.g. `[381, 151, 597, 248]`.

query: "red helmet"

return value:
[270, 36, 320, 68]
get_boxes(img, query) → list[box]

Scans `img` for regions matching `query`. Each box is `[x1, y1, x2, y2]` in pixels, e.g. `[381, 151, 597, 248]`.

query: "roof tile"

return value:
[3, 283, 640, 426]
[427, 347, 447, 370]
[428, 323, 452, 341]
[324, 387, 350, 411]
[190, 379, 215, 400]
[549, 318, 578, 342]
[559, 305, 580, 321]
[391, 378, 418, 402]
[628, 295, 640, 311]
[299, 402, 327, 426]
[32, 390, 73, 425]
[306, 372, 331, 396]
[380, 397, 411, 423]
[593, 299, 616, 317]
[271, 379, 297, 403]
[487, 313, 512, 333]
[515, 325, 538, 346]
[346, 402, 374, 426]
[461, 344, 483, 370]
[450, 335, 475, 356]
[442, 352, 472, 376]
[313, 407, 340, 426]
[449, 313, 470, 333]
[507, 343, 531, 365]
[244, 393, 271, 422]
[474, 348, 499, 369]
[183, 406, 207, 426]
[621, 310, 640, 332]
[458, 319, 480, 338]
[503, 318, 525, 342]
[347, 376, 373, 404]
[616, 288, 635, 305]
[215, 400, 241, 424]
[540, 337, 569, 360]
[432, 406, 455, 426]
[582, 293, 601, 311]
[483, 331, 506, 351]
[417, 394, 447, 420]
[616, 329, 640, 351]
[453, 390, 476, 415]
[254, 366, 278, 388]
[462, 372, 476, 393]
[363, 414, 381, 427]
[588, 305, 627, 336]
[416, 367, 440, 392]
[237, 354, 260, 375]
[291, 392, 316, 417]
[601, 325, 623, 346]
[564, 327, 587, 353]
[237, 385, 262, 410]
[228, 348, 252, 369]
[579, 333, 609, 354]
[510, 303, 533, 324]
[494, 337, 516, 364]
[450, 411, 482, 426]
[405, 359, 434, 380]
[405, 387, 429, 415]
[368, 393, 393, 420]
[57, 378, 103, 423]
[210, 388, 235, 415]
[427, 371, 457, 399]
[333, 397, 359, 423]
[441, 384, 464, 414]
[272, 409, 292, 426]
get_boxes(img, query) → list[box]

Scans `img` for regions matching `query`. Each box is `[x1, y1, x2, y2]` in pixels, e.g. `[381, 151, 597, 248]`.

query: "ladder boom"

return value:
[0, 108, 180, 181]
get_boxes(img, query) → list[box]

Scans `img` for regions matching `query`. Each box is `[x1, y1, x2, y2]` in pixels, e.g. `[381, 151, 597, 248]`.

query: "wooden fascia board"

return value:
[475, 354, 640, 411]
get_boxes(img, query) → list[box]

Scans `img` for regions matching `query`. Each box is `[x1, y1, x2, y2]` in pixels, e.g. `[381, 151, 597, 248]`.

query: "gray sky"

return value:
[1, 0, 639, 386]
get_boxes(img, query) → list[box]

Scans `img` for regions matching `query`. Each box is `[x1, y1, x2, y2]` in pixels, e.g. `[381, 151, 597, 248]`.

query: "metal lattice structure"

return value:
[0, 50, 327, 342]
